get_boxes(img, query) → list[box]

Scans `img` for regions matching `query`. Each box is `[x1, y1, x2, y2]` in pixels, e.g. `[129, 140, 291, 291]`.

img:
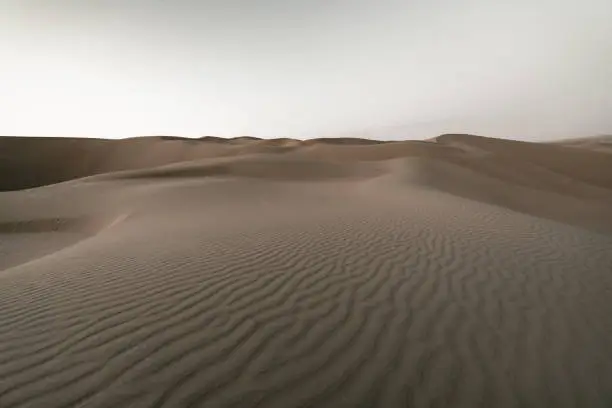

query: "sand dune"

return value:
[551, 135, 612, 153]
[1, 134, 611, 407]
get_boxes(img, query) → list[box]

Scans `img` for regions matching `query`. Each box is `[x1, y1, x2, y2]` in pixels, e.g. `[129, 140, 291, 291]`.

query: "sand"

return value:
[0, 134, 611, 407]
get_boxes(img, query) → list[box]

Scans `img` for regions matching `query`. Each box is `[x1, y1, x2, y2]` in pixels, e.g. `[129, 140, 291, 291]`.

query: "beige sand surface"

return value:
[0, 134, 611, 407]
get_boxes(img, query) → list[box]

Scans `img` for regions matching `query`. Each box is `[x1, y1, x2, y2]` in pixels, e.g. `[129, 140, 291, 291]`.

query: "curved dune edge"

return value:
[0, 213, 129, 236]
[0, 213, 130, 273]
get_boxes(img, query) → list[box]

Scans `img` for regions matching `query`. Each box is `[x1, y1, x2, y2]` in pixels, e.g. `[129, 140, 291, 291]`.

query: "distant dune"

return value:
[1, 134, 611, 407]
[550, 135, 612, 153]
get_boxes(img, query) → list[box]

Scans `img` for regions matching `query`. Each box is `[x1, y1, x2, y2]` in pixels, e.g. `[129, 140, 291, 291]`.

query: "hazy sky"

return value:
[1, 0, 611, 140]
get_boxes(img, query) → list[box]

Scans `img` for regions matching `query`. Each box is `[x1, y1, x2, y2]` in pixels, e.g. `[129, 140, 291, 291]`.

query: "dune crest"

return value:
[2, 134, 611, 232]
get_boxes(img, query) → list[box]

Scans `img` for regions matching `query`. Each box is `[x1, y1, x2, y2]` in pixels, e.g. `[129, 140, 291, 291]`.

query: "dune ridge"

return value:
[1, 134, 611, 407]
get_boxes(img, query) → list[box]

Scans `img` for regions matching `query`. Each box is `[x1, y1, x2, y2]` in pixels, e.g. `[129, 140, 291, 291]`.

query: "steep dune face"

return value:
[416, 135, 612, 233]
[0, 137, 237, 191]
[1, 134, 611, 407]
[0, 137, 114, 191]
[434, 134, 612, 190]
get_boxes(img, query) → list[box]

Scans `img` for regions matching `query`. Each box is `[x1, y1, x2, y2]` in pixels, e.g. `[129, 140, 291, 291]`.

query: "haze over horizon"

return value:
[1, 0, 611, 141]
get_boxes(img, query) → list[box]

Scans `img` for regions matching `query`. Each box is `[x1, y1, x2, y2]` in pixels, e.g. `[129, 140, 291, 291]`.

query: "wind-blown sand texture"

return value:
[1, 134, 611, 408]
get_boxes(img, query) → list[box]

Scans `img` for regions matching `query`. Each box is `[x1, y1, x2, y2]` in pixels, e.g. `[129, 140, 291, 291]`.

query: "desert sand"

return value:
[0, 134, 611, 407]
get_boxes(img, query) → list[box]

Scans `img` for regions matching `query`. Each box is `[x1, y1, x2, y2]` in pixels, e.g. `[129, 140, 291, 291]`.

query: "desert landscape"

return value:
[0, 134, 611, 407]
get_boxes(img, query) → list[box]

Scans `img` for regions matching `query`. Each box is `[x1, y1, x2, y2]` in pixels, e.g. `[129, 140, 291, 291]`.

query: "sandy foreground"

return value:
[0, 134, 611, 408]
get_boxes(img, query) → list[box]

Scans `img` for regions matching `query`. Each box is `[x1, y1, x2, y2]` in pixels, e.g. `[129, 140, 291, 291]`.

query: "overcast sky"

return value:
[1, 0, 611, 140]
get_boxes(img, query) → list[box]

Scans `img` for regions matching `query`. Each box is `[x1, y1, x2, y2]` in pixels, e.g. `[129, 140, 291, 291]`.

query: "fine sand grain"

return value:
[0, 134, 611, 407]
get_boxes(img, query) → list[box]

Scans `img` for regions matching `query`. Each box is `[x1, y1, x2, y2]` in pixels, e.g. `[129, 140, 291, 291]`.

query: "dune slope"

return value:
[0, 134, 611, 408]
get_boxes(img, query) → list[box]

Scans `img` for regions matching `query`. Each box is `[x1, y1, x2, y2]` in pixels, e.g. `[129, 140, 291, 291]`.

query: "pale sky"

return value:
[1, 0, 611, 140]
